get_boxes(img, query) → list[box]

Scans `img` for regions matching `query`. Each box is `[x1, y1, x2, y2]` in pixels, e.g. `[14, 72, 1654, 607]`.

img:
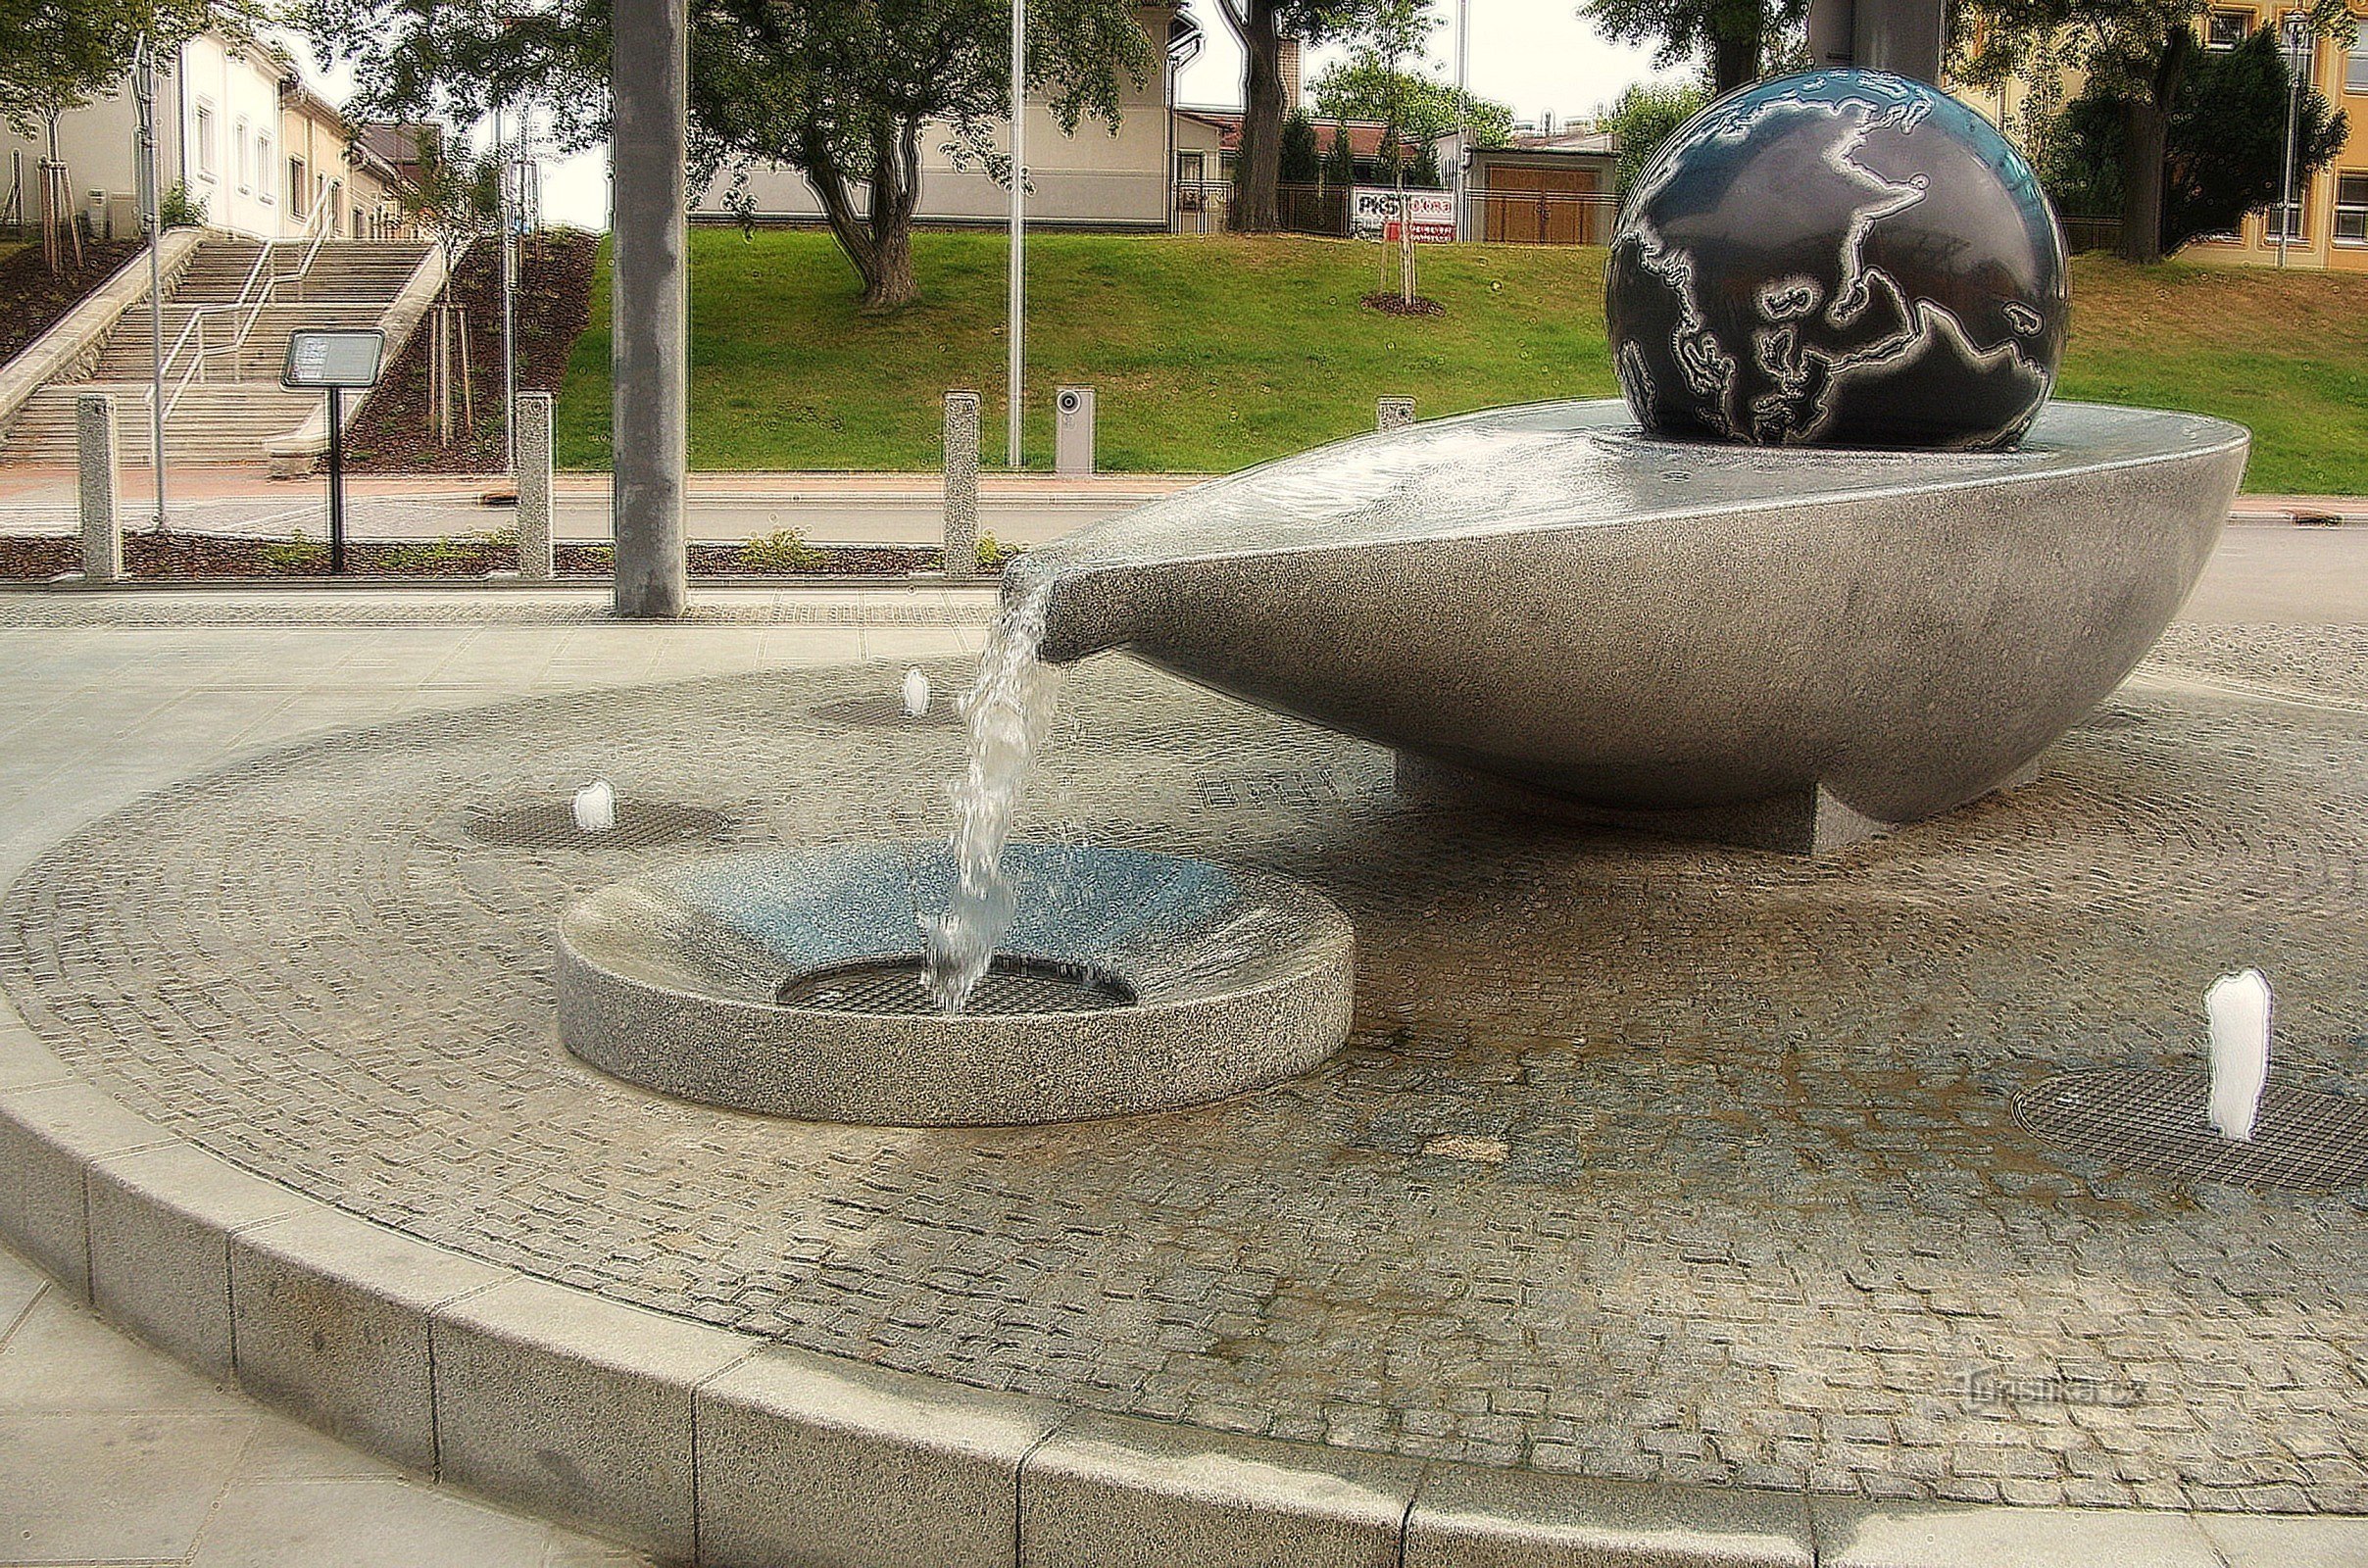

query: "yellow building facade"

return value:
[2183, 4, 2368, 270]
[1959, 4, 2368, 270]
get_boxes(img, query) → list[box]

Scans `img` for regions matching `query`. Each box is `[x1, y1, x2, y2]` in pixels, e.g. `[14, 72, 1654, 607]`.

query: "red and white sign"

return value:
[1352, 187, 1456, 244]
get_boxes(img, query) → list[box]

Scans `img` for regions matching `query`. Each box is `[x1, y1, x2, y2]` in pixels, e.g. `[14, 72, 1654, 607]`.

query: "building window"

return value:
[2348, 38, 2368, 93]
[288, 158, 305, 212]
[2337, 172, 2368, 244]
[2266, 194, 2306, 241]
[233, 117, 249, 191]
[257, 134, 273, 202]
[2206, 10, 2251, 49]
[195, 103, 217, 177]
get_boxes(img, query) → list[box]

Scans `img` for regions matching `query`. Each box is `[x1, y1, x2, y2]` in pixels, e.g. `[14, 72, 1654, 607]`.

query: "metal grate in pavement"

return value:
[2013, 1068, 2368, 1192]
[778, 955, 1135, 1015]
[464, 800, 733, 852]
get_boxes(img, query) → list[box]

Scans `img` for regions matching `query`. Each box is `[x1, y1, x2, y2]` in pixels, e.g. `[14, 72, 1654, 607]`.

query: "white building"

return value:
[701, 4, 1193, 231]
[1, 27, 395, 245]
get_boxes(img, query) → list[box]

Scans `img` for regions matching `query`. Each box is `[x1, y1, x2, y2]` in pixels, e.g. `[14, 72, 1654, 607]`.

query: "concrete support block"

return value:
[1378, 396, 1415, 431]
[0, 1082, 173, 1298]
[1809, 1498, 2226, 1568]
[76, 392, 122, 582]
[943, 389, 981, 582]
[429, 1274, 753, 1560]
[515, 390, 555, 581]
[228, 1207, 508, 1474]
[610, 0, 690, 617]
[85, 1145, 302, 1381]
[1406, 1467, 1814, 1567]
[1019, 1412, 1423, 1568]
[697, 1346, 1064, 1568]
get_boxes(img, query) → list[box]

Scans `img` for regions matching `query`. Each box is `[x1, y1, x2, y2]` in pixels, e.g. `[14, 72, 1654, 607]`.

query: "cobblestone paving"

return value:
[3, 633, 2365, 1513]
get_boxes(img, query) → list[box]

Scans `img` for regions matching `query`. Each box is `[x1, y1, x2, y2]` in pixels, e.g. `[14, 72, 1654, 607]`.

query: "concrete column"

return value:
[517, 391, 555, 581]
[611, 0, 690, 617]
[1378, 397, 1415, 431]
[943, 391, 980, 581]
[1805, 0, 1946, 81]
[76, 393, 122, 583]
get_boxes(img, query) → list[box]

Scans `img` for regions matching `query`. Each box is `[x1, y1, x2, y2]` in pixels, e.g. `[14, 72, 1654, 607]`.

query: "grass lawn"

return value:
[555, 228, 2368, 493]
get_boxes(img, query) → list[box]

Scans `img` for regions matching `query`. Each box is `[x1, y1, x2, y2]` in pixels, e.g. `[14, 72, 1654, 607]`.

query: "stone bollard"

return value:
[1378, 396, 1415, 431]
[516, 391, 555, 581]
[943, 390, 980, 581]
[76, 393, 122, 583]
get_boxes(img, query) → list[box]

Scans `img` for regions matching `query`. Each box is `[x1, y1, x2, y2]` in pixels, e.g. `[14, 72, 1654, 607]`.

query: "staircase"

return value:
[2, 237, 433, 467]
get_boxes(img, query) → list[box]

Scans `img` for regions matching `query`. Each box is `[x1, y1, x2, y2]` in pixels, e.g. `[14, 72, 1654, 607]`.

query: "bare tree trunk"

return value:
[1710, 0, 1763, 95]
[2116, 34, 2188, 266]
[1228, 1, 1284, 232]
[2116, 99, 2167, 264]
[802, 126, 921, 311]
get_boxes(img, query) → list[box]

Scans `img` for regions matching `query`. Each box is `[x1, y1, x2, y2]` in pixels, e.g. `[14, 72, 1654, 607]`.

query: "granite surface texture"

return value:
[1022, 400, 2245, 836]
[556, 842, 1355, 1124]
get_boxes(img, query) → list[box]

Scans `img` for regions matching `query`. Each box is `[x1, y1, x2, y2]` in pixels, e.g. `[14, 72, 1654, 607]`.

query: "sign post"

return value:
[282, 329, 385, 576]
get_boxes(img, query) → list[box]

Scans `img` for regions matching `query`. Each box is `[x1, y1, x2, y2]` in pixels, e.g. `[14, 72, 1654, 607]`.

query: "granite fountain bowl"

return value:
[555, 842, 1356, 1126]
[1023, 397, 2249, 853]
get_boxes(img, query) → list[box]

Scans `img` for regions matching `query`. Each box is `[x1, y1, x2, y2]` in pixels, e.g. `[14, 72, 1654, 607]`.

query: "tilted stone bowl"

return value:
[556, 842, 1355, 1126]
[1023, 398, 2247, 852]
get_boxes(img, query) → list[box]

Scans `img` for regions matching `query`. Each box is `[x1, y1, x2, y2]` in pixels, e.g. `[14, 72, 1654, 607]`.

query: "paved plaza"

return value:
[0, 527, 2364, 1563]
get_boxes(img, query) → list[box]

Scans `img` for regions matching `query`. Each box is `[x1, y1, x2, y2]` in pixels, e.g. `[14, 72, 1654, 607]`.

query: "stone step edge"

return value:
[0, 994, 2346, 1568]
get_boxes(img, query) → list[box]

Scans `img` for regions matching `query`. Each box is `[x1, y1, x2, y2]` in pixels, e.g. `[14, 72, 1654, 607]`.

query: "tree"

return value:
[1406, 137, 1443, 186]
[2041, 25, 2346, 254]
[302, 0, 1155, 311]
[1580, 0, 1808, 93]
[1956, 0, 2356, 264]
[0, 0, 214, 267]
[1309, 61, 1515, 147]
[1321, 122, 1357, 187]
[1280, 107, 1321, 183]
[1211, 0, 1349, 231]
[1600, 80, 1708, 199]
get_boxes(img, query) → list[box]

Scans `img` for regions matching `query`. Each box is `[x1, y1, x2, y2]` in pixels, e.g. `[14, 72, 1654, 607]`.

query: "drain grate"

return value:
[464, 800, 732, 851]
[809, 695, 963, 729]
[778, 955, 1134, 1015]
[2012, 1069, 2368, 1192]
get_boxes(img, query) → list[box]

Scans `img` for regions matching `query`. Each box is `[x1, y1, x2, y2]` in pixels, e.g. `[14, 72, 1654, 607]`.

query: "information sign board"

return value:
[281, 329, 385, 390]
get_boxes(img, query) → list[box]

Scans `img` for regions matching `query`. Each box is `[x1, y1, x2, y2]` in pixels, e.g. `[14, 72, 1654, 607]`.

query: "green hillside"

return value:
[554, 228, 2368, 493]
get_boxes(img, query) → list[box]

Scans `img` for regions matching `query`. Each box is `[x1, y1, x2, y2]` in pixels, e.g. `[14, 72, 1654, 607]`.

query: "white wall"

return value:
[176, 32, 283, 240]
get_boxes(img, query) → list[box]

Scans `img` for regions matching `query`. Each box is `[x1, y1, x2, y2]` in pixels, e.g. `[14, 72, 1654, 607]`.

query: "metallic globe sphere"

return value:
[1605, 70, 2068, 451]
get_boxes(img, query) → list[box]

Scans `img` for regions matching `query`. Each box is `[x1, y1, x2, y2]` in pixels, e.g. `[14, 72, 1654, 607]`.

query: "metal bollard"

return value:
[1378, 396, 1415, 431]
[76, 393, 122, 583]
[516, 391, 555, 581]
[943, 390, 981, 580]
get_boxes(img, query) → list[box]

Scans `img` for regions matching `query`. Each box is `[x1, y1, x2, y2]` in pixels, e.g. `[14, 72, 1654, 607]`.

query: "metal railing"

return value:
[156, 182, 334, 420]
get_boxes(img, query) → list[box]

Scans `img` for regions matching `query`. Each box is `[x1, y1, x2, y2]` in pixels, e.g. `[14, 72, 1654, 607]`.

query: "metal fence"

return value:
[2058, 214, 2123, 254]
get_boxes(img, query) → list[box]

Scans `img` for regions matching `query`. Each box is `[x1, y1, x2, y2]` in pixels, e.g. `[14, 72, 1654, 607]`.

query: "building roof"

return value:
[1173, 109, 1416, 162]
[1505, 129, 1618, 156]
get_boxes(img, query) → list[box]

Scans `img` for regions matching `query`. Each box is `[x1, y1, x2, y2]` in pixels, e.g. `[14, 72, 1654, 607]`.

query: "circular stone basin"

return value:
[555, 842, 1356, 1125]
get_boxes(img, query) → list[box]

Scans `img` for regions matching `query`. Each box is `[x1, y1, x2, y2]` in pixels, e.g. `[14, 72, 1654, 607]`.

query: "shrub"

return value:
[741, 527, 827, 573]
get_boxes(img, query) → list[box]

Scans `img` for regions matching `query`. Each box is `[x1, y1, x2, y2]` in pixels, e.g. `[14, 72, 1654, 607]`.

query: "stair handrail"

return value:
[214, 182, 334, 383]
[158, 185, 335, 421]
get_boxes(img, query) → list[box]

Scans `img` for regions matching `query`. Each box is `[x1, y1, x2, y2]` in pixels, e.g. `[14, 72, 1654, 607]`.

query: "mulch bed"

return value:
[0, 532, 967, 582]
[345, 231, 599, 474]
[1359, 291, 1446, 318]
[0, 239, 145, 366]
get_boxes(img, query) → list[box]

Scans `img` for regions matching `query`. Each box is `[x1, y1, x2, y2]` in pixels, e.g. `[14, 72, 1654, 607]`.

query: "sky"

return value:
[293, 0, 1694, 230]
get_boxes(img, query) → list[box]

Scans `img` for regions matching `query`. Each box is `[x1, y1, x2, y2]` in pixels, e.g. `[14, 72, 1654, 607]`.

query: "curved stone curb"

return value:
[2, 992, 2362, 1568]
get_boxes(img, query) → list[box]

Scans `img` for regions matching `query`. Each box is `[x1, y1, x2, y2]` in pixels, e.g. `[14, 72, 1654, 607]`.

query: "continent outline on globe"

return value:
[1605, 69, 2070, 452]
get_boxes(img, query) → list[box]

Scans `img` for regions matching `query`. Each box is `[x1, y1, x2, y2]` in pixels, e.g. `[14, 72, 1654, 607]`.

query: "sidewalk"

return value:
[1, 464, 2358, 548]
[0, 466, 1203, 549]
